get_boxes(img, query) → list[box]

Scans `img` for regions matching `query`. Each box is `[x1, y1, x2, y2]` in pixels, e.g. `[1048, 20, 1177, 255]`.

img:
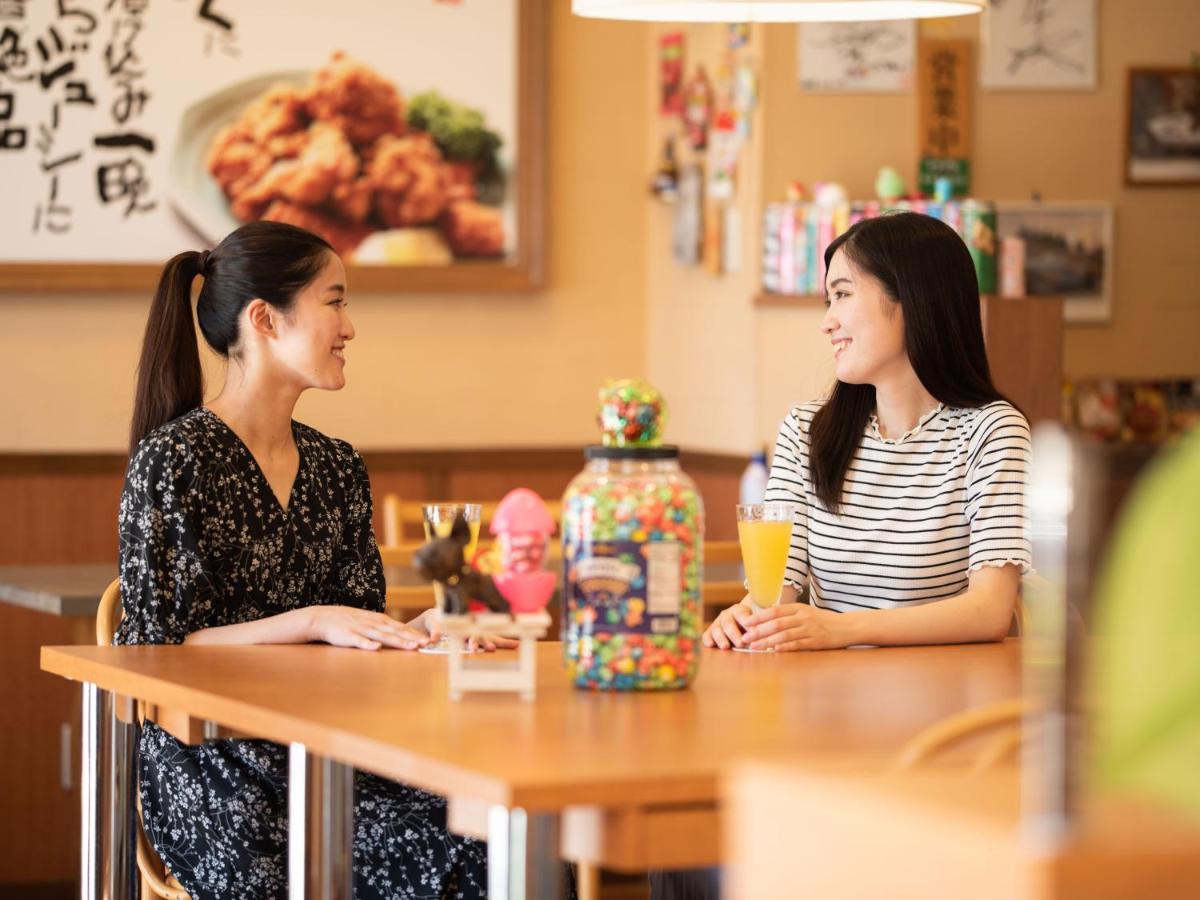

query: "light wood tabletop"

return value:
[42, 639, 1021, 897]
[42, 639, 1020, 810]
[724, 764, 1200, 900]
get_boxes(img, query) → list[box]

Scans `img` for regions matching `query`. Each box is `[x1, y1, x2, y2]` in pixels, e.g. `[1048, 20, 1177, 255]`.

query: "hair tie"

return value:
[197, 249, 211, 274]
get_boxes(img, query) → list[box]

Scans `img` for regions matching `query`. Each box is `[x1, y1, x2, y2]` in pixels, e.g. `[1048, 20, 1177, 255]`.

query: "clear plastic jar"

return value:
[562, 446, 704, 691]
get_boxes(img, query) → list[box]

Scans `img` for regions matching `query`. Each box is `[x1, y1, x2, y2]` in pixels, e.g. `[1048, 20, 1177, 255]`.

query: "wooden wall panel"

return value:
[363, 469, 429, 544]
[0, 449, 745, 565]
[0, 465, 124, 566]
[981, 295, 1065, 424]
[682, 453, 744, 542]
[0, 604, 89, 884]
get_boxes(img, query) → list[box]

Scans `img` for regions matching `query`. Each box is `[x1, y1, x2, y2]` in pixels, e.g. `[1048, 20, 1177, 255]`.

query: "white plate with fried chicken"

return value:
[169, 53, 509, 263]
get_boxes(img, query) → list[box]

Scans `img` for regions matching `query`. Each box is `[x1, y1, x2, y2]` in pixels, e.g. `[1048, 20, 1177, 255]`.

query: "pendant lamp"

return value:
[572, 0, 987, 23]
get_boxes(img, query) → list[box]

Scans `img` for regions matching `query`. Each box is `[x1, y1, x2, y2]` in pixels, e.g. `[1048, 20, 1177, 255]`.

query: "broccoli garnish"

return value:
[408, 91, 502, 181]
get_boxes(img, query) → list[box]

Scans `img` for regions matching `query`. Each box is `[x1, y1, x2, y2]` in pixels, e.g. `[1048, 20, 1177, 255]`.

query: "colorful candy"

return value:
[563, 383, 703, 691]
[597, 378, 668, 448]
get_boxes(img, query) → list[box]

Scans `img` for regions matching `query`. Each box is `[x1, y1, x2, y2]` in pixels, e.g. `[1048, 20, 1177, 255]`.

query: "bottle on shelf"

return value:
[739, 446, 770, 506]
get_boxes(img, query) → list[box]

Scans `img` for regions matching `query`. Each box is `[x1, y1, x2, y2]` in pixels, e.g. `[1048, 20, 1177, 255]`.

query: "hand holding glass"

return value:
[736, 502, 797, 611]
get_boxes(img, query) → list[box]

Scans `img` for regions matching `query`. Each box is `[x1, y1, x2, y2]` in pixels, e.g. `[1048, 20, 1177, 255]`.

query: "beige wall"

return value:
[0, 4, 651, 453]
[3, 4, 1197, 455]
[756, 2, 1200, 445]
[644, 24, 766, 456]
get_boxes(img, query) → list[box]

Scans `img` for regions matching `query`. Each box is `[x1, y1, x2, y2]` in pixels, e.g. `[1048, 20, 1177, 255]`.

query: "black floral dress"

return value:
[114, 407, 487, 900]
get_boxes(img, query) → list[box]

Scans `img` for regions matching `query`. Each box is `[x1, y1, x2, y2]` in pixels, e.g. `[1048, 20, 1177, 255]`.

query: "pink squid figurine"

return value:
[489, 488, 557, 614]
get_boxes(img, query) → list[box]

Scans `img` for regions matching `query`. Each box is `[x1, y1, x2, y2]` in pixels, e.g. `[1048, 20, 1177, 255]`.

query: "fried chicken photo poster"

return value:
[0, 0, 539, 288]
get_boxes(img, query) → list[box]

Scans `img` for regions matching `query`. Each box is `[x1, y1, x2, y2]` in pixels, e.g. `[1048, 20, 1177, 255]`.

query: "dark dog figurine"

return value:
[412, 513, 511, 616]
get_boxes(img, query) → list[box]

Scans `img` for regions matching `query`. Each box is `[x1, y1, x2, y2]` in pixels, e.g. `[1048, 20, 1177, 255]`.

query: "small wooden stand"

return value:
[442, 611, 551, 701]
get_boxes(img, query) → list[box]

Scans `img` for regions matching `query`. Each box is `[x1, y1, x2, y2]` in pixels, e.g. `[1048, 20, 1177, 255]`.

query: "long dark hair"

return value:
[129, 221, 334, 453]
[809, 211, 1010, 513]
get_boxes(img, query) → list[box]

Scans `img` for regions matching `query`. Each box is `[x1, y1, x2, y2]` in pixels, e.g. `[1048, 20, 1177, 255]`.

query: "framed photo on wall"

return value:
[1125, 67, 1200, 186]
[981, 0, 1097, 90]
[0, 0, 545, 293]
[996, 204, 1114, 324]
[797, 21, 916, 93]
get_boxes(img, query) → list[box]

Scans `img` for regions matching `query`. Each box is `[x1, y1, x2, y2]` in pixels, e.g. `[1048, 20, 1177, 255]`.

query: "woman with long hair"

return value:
[116, 221, 497, 898]
[703, 211, 1031, 653]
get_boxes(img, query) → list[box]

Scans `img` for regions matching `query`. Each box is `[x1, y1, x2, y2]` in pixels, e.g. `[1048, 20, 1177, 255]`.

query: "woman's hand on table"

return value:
[309, 606, 430, 651]
[740, 602, 849, 652]
[465, 633, 519, 652]
[405, 608, 519, 652]
[702, 598, 758, 649]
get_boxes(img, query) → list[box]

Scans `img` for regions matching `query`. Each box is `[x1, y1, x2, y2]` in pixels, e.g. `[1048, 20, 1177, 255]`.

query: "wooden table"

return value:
[0, 564, 118, 616]
[41, 639, 1020, 899]
[724, 764, 1200, 899]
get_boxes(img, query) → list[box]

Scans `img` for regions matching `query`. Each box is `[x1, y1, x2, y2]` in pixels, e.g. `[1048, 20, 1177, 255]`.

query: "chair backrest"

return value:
[95, 575, 193, 899]
[893, 697, 1034, 773]
[96, 577, 121, 646]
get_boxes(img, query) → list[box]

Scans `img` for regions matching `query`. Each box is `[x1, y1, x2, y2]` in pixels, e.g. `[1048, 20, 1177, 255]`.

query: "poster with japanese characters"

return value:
[0, 0, 544, 292]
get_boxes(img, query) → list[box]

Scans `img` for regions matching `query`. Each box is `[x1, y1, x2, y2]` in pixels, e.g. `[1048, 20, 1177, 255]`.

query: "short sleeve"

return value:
[329, 450, 386, 613]
[965, 405, 1032, 575]
[114, 434, 212, 645]
[764, 408, 812, 592]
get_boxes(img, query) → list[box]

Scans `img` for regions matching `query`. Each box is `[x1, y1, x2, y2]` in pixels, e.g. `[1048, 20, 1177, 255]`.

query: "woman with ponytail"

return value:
[116, 221, 490, 898]
[704, 212, 1032, 654]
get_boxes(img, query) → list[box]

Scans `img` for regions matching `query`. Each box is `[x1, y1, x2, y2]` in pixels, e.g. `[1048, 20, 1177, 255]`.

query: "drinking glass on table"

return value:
[735, 502, 798, 651]
[421, 503, 482, 651]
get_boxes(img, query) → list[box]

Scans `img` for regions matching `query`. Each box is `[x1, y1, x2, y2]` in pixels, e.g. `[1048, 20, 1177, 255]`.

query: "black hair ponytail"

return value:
[129, 251, 206, 453]
[128, 221, 334, 454]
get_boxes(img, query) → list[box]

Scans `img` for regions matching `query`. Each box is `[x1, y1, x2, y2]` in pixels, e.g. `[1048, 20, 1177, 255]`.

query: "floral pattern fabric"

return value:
[115, 407, 486, 899]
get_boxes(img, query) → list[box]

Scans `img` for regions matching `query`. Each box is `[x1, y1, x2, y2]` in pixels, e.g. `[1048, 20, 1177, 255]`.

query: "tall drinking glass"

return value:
[736, 502, 797, 638]
[421, 503, 482, 652]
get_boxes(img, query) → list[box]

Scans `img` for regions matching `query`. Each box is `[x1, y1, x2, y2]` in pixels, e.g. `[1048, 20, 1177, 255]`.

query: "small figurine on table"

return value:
[412, 514, 509, 616]
[412, 489, 557, 700]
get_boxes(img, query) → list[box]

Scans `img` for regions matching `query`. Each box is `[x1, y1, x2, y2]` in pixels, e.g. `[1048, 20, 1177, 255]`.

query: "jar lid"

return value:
[585, 444, 679, 460]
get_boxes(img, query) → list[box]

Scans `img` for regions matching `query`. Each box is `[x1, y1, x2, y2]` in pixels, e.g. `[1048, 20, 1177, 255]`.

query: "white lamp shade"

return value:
[572, 0, 987, 22]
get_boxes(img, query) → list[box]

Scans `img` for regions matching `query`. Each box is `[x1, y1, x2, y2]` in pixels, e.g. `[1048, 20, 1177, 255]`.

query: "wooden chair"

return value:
[893, 697, 1036, 773]
[96, 578, 193, 900]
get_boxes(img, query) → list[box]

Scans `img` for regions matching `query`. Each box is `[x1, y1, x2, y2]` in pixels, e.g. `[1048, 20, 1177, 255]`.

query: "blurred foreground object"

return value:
[1090, 425, 1200, 821]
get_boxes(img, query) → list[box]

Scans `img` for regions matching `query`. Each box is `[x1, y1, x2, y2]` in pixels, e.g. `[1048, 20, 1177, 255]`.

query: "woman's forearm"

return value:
[183, 607, 315, 646]
[839, 583, 1015, 647]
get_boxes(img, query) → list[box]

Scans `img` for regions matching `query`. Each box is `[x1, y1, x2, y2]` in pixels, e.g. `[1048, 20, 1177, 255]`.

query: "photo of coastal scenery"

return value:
[997, 205, 1112, 322]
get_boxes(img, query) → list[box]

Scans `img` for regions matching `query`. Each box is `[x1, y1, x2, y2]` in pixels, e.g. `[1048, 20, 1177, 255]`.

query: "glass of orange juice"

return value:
[736, 502, 797, 613]
[421, 503, 482, 652]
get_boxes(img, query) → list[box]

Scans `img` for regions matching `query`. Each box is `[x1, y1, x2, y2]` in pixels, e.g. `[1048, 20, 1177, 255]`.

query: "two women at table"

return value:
[119, 210, 1030, 898]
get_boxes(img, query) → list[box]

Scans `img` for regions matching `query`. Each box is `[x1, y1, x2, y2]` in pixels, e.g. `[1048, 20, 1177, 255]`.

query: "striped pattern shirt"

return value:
[765, 400, 1031, 613]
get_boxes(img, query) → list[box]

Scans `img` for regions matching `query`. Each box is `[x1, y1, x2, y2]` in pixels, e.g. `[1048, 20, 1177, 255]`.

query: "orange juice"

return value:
[737, 520, 791, 608]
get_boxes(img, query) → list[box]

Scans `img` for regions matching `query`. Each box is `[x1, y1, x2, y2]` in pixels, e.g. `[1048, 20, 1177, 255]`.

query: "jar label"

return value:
[566, 540, 681, 634]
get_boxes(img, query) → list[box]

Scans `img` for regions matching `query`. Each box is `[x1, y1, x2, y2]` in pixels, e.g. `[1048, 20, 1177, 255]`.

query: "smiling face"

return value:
[820, 248, 909, 387]
[271, 252, 355, 391]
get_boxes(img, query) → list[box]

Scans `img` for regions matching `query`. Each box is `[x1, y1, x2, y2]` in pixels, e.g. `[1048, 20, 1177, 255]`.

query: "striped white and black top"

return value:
[765, 400, 1031, 613]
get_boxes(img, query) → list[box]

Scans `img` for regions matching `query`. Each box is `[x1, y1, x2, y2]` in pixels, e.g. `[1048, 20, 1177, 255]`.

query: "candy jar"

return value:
[562, 379, 704, 691]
